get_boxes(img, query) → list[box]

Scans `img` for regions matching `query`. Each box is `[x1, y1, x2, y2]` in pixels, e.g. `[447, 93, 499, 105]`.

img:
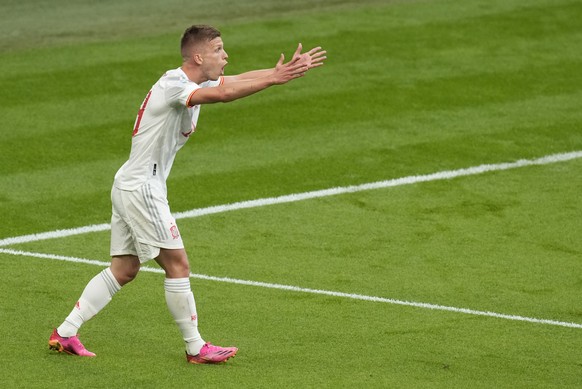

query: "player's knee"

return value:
[110, 255, 141, 285]
[156, 249, 190, 278]
[121, 267, 139, 284]
[165, 258, 190, 278]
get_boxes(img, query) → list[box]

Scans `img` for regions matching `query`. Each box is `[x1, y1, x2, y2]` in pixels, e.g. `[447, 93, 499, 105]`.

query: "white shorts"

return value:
[110, 182, 184, 263]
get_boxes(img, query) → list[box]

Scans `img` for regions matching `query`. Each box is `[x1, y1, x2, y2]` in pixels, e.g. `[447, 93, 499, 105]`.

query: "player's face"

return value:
[201, 37, 228, 81]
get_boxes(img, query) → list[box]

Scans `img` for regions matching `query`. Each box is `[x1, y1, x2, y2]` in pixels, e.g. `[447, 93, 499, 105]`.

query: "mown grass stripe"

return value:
[1, 150, 581, 247]
[1, 247, 581, 329]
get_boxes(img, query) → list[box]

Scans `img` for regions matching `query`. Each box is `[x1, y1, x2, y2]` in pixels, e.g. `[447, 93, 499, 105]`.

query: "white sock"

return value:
[164, 278, 205, 356]
[57, 268, 121, 337]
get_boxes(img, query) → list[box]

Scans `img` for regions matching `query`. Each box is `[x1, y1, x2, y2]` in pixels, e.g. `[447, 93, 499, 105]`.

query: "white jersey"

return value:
[114, 68, 223, 191]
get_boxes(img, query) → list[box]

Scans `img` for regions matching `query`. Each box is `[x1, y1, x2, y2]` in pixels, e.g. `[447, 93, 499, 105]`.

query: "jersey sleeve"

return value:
[165, 75, 224, 108]
[165, 79, 200, 108]
[200, 76, 224, 88]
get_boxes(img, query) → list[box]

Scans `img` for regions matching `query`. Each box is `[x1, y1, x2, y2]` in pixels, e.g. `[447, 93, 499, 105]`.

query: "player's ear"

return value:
[193, 53, 203, 65]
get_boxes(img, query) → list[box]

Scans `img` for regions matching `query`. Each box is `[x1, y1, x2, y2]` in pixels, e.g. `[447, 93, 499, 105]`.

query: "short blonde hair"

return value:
[180, 25, 221, 60]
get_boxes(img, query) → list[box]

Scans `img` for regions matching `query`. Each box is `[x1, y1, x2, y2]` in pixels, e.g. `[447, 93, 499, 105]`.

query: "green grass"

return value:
[1, 0, 582, 387]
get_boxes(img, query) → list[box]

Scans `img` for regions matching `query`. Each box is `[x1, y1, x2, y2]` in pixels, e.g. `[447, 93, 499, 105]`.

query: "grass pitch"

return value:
[1, 0, 582, 387]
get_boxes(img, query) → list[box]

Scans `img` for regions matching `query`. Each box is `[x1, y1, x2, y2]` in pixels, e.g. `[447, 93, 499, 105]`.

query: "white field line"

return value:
[2, 247, 582, 329]
[1, 151, 582, 329]
[1, 150, 582, 248]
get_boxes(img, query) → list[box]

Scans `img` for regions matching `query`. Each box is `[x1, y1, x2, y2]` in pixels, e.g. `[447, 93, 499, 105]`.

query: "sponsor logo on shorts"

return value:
[170, 224, 180, 240]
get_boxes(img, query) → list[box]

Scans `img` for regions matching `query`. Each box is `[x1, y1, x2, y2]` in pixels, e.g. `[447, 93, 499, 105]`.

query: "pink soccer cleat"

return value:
[186, 342, 238, 364]
[48, 328, 96, 357]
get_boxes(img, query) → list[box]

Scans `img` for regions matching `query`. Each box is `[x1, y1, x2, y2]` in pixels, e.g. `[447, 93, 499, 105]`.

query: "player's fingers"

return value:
[293, 43, 303, 58]
[311, 53, 327, 62]
[311, 58, 326, 66]
[277, 53, 285, 66]
[298, 66, 309, 75]
[291, 63, 309, 74]
[307, 46, 322, 55]
[312, 50, 327, 58]
[305, 55, 326, 69]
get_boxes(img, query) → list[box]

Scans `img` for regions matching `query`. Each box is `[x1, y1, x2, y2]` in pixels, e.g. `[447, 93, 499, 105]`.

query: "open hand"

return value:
[292, 43, 327, 70]
[271, 52, 309, 84]
[270, 44, 326, 85]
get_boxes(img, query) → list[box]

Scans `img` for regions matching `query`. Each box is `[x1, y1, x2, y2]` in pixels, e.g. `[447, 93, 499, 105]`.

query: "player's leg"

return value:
[134, 182, 237, 363]
[110, 254, 141, 285]
[54, 256, 138, 335]
[48, 264, 121, 357]
[49, 259, 135, 357]
[49, 187, 141, 357]
[156, 248, 205, 354]
[156, 248, 238, 364]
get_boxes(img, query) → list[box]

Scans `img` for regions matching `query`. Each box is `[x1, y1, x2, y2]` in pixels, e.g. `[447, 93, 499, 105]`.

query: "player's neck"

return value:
[180, 63, 206, 85]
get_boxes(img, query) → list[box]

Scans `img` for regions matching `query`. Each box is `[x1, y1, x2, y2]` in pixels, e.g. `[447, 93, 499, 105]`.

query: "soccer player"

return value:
[48, 25, 326, 364]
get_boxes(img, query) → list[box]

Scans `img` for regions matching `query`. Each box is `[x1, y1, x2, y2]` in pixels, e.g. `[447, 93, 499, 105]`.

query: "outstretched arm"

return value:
[188, 52, 308, 105]
[188, 44, 326, 105]
[223, 68, 274, 83]
[222, 43, 326, 84]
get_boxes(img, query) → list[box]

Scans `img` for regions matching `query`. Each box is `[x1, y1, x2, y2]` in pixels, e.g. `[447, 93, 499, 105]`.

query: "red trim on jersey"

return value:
[186, 77, 223, 107]
[186, 88, 200, 108]
[132, 90, 153, 136]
